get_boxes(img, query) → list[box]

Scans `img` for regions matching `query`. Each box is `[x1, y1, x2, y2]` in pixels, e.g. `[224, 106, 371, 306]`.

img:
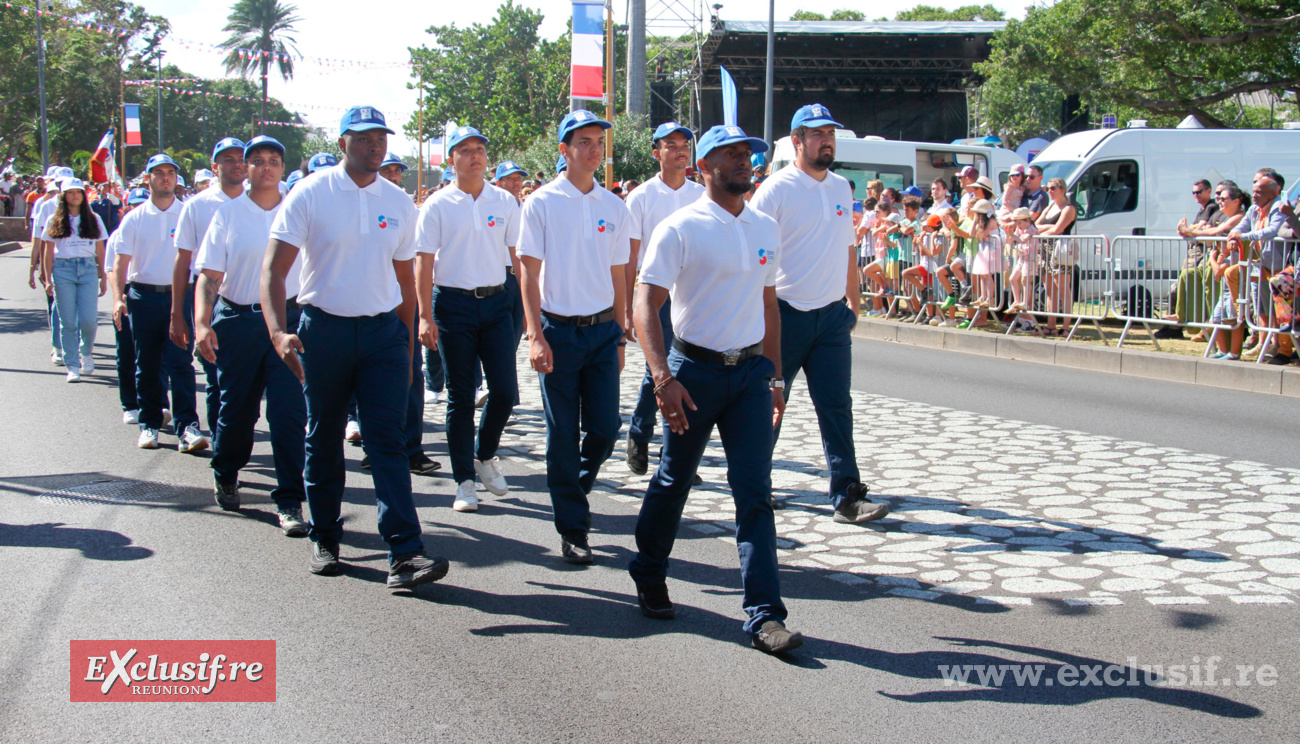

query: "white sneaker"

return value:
[424, 389, 442, 404]
[474, 387, 489, 408]
[474, 457, 509, 496]
[81, 355, 95, 374]
[137, 427, 159, 449]
[123, 409, 140, 425]
[940, 319, 959, 328]
[66, 368, 82, 383]
[179, 423, 209, 453]
[345, 420, 362, 442]
[452, 480, 479, 512]
[52, 349, 63, 366]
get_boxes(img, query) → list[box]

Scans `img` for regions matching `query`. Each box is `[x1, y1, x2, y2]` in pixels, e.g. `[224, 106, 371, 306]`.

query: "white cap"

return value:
[194, 169, 215, 184]
[61, 177, 86, 192]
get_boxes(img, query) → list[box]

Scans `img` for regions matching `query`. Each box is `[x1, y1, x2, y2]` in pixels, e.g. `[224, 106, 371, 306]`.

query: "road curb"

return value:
[852, 316, 1299, 396]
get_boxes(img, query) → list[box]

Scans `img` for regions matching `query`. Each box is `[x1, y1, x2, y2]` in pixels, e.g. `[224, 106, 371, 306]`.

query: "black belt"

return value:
[673, 338, 764, 366]
[543, 307, 616, 327]
[129, 281, 171, 293]
[221, 296, 299, 313]
[438, 283, 505, 298]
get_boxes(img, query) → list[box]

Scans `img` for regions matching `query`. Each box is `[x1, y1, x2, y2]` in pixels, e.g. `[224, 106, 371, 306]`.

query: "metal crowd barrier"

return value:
[1001, 235, 1110, 341]
[1243, 239, 1300, 364]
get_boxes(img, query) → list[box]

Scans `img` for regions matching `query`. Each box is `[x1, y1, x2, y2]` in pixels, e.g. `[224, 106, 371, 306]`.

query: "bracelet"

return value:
[653, 376, 675, 395]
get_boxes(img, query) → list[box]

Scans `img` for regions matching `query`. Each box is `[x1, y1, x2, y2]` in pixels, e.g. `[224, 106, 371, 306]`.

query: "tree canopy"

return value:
[894, 4, 1005, 21]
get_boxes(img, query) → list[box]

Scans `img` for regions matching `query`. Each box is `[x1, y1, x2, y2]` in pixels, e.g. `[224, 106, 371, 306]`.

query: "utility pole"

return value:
[118, 74, 126, 182]
[604, 0, 614, 187]
[156, 55, 164, 151]
[35, 1, 50, 173]
[625, 0, 646, 117]
[415, 75, 425, 199]
[763, 0, 774, 148]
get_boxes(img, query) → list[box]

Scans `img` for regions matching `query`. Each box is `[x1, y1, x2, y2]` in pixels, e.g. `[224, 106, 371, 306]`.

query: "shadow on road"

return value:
[0, 307, 51, 335]
[0, 521, 152, 561]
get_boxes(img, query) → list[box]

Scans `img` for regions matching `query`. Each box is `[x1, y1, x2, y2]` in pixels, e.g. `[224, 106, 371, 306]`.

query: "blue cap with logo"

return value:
[440, 169, 455, 183]
[145, 153, 179, 173]
[791, 103, 843, 130]
[901, 185, 924, 198]
[695, 124, 769, 161]
[285, 170, 304, 191]
[127, 187, 150, 205]
[380, 152, 408, 172]
[447, 125, 489, 152]
[652, 121, 695, 142]
[307, 153, 337, 173]
[339, 105, 395, 136]
[211, 137, 246, 161]
[494, 161, 526, 181]
[557, 109, 611, 143]
[243, 135, 285, 158]
[556, 155, 567, 174]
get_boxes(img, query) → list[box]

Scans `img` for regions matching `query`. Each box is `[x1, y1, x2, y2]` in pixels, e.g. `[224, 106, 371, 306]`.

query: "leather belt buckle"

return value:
[722, 349, 742, 365]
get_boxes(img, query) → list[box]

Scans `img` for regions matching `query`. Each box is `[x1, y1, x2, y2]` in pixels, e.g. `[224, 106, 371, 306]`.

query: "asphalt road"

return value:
[0, 246, 1297, 743]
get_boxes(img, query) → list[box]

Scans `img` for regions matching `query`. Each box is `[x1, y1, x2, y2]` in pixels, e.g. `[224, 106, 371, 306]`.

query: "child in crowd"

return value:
[934, 207, 970, 325]
[1007, 207, 1039, 312]
[961, 199, 1003, 328]
[903, 213, 943, 324]
[997, 164, 1027, 224]
[862, 202, 896, 315]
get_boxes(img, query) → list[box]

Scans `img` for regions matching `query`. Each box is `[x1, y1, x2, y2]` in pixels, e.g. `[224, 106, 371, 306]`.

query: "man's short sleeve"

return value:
[517, 197, 546, 261]
[174, 200, 201, 253]
[626, 189, 647, 243]
[503, 196, 522, 247]
[611, 204, 631, 267]
[194, 209, 228, 274]
[269, 184, 311, 248]
[40, 212, 55, 242]
[749, 181, 781, 222]
[414, 199, 441, 256]
[835, 179, 855, 247]
[638, 219, 684, 291]
[392, 199, 417, 262]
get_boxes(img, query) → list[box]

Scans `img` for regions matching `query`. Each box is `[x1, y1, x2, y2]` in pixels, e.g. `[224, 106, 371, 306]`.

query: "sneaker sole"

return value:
[282, 523, 309, 538]
[638, 598, 675, 620]
[216, 498, 240, 512]
[309, 558, 342, 576]
[387, 558, 450, 589]
[562, 552, 594, 565]
[180, 440, 209, 454]
[479, 479, 508, 497]
[752, 632, 804, 654]
[138, 441, 159, 450]
[834, 503, 891, 524]
[452, 501, 479, 512]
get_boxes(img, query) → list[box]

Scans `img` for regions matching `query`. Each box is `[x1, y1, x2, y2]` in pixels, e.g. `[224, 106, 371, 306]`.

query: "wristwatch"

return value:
[768, 379, 785, 390]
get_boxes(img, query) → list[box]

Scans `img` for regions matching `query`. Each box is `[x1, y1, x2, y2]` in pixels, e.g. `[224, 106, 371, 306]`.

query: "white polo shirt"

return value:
[269, 165, 416, 317]
[105, 226, 123, 269]
[42, 212, 108, 259]
[517, 177, 631, 317]
[625, 173, 705, 269]
[641, 197, 779, 352]
[749, 164, 855, 311]
[30, 195, 57, 242]
[175, 186, 239, 273]
[196, 194, 300, 306]
[115, 197, 184, 285]
[415, 182, 520, 290]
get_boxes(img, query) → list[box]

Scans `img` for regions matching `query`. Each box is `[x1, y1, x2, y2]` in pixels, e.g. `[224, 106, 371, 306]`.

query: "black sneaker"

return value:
[1267, 353, 1297, 366]
[692, 472, 704, 486]
[360, 454, 371, 470]
[958, 283, 973, 304]
[834, 482, 889, 524]
[310, 539, 342, 575]
[626, 435, 649, 475]
[637, 582, 675, 619]
[387, 551, 450, 590]
[409, 451, 441, 474]
[277, 506, 309, 537]
[561, 534, 594, 565]
[214, 480, 240, 511]
[1152, 326, 1184, 340]
[751, 620, 804, 654]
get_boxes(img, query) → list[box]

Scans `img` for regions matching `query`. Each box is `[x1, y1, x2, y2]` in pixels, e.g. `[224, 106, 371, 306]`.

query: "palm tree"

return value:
[219, 0, 301, 135]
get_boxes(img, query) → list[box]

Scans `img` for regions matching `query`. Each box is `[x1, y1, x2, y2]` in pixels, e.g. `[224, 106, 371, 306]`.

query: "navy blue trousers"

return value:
[127, 285, 198, 432]
[114, 318, 138, 412]
[629, 297, 673, 445]
[182, 283, 221, 436]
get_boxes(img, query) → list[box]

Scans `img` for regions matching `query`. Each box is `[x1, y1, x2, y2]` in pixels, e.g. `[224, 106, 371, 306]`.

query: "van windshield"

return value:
[1031, 160, 1080, 184]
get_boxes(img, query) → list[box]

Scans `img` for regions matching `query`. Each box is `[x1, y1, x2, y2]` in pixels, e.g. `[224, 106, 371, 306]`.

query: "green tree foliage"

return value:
[790, 11, 826, 20]
[976, 0, 1300, 140]
[506, 112, 656, 185]
[219, 0, 301, 133]
[829, 10, 866, 21]
[893, 4, 1005, 21]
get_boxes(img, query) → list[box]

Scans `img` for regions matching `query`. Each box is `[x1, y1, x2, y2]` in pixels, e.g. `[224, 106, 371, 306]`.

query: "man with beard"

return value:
[749, 104, 887, 524]
[628, 124, 802, 654]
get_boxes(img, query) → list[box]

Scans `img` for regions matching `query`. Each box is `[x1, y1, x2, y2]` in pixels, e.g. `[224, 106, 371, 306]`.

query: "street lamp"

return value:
[35, 0, 53, 174]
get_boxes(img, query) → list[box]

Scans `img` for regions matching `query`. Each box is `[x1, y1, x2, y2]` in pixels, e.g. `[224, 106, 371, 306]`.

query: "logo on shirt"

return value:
[597, 219, 609, 233]
[169, 227, 176, 238]
[377, 215, 399, 229]
[835, 204, 844, 216]
[758, 248, 768, 266]
[487, 215, 496, 228]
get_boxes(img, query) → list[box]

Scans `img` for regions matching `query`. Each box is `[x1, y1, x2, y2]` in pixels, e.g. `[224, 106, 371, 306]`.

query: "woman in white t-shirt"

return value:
[42, 178, 107, 382]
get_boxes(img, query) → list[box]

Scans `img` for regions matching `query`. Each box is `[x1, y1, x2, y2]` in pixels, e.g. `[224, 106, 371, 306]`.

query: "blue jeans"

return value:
[52, 257, 99, 369]
[433, 287, 518, 484]
[46, 292, 61, 352]
[629, 297, 673, 445]
[629, 349, 785, 635]
[775, 299, 860, 506]
[298, 305, 422, 559]
[182, 283, 221, 436]
[537, 316, 622, 539]
[211, 301, 306, 510]
[114, 317, 138, 411]
[128, 285, 198, 432]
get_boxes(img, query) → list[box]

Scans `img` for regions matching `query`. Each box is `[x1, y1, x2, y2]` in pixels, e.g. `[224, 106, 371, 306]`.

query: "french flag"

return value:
[90, 128, 117, 184]
[428, 137, 443, 167]
[570, 2, 604, 100]
[123, 103, 142, 146]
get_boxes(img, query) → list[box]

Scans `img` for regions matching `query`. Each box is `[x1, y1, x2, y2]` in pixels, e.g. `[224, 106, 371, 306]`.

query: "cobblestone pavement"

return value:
[460, 343, 1300, 610]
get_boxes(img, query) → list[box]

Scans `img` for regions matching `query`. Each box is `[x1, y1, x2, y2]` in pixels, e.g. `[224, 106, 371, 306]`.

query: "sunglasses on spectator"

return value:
[1048, 185, 1061, 191]
[1192, 189, 1206, 195]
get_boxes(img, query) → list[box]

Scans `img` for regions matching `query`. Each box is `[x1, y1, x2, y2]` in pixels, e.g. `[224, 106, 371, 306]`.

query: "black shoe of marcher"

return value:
[360, 454, 371, 471]
[692, 473, 703, 486]
[309, 540, 342, 576]
[561, 534, 594, 565]
[409, 451, 441, 474]
[625, 435, 648, 475]
[214, 480, 240, 511]
[751, 620, 804, 654]
[387, 551, 450, 590]
[834, 482, 889, 524]
[637, 582, 675, 619]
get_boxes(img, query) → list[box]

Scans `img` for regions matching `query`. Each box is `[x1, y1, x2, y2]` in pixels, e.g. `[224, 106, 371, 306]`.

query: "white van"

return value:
[767, 132, 1028, 202]
[1029, 126, 1300, 237]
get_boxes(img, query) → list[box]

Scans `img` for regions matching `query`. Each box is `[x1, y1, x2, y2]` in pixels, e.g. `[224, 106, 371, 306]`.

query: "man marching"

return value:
[623, 121, 704, 477]
[193, 135, 308, 537]
[262, 105, 449, 589]
[749, 103, 888, 524]
[415, 126, 520, 512]
[518, 110, 630, 564]
[628, 124, 802, 654]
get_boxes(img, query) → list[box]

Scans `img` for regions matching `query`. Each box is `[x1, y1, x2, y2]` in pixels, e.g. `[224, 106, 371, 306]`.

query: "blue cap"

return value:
[652, 121, 695, 142]
[791, 103, 843, 130]
[695, 124, 769, 161]
[750, 152, 767, 167]
[557, 110, 611, 143]
[145, 153, 179, 173]
[447, 125, 489, 152]
[494, 161, 526, 181]
[285, 171, 304, 191]
[901, 185, 924, 198]
[127, 187, 150, 205]
[440, 169, 454, 183]
[211, 137, 246, 161]
[339, 105, 395, 136]
[556, 155, 567, 174]
[244, 135, 285, 158]
[852, 200, 864, 213]
[380, 153, 408, 171]
[307, 153, 337, 173]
